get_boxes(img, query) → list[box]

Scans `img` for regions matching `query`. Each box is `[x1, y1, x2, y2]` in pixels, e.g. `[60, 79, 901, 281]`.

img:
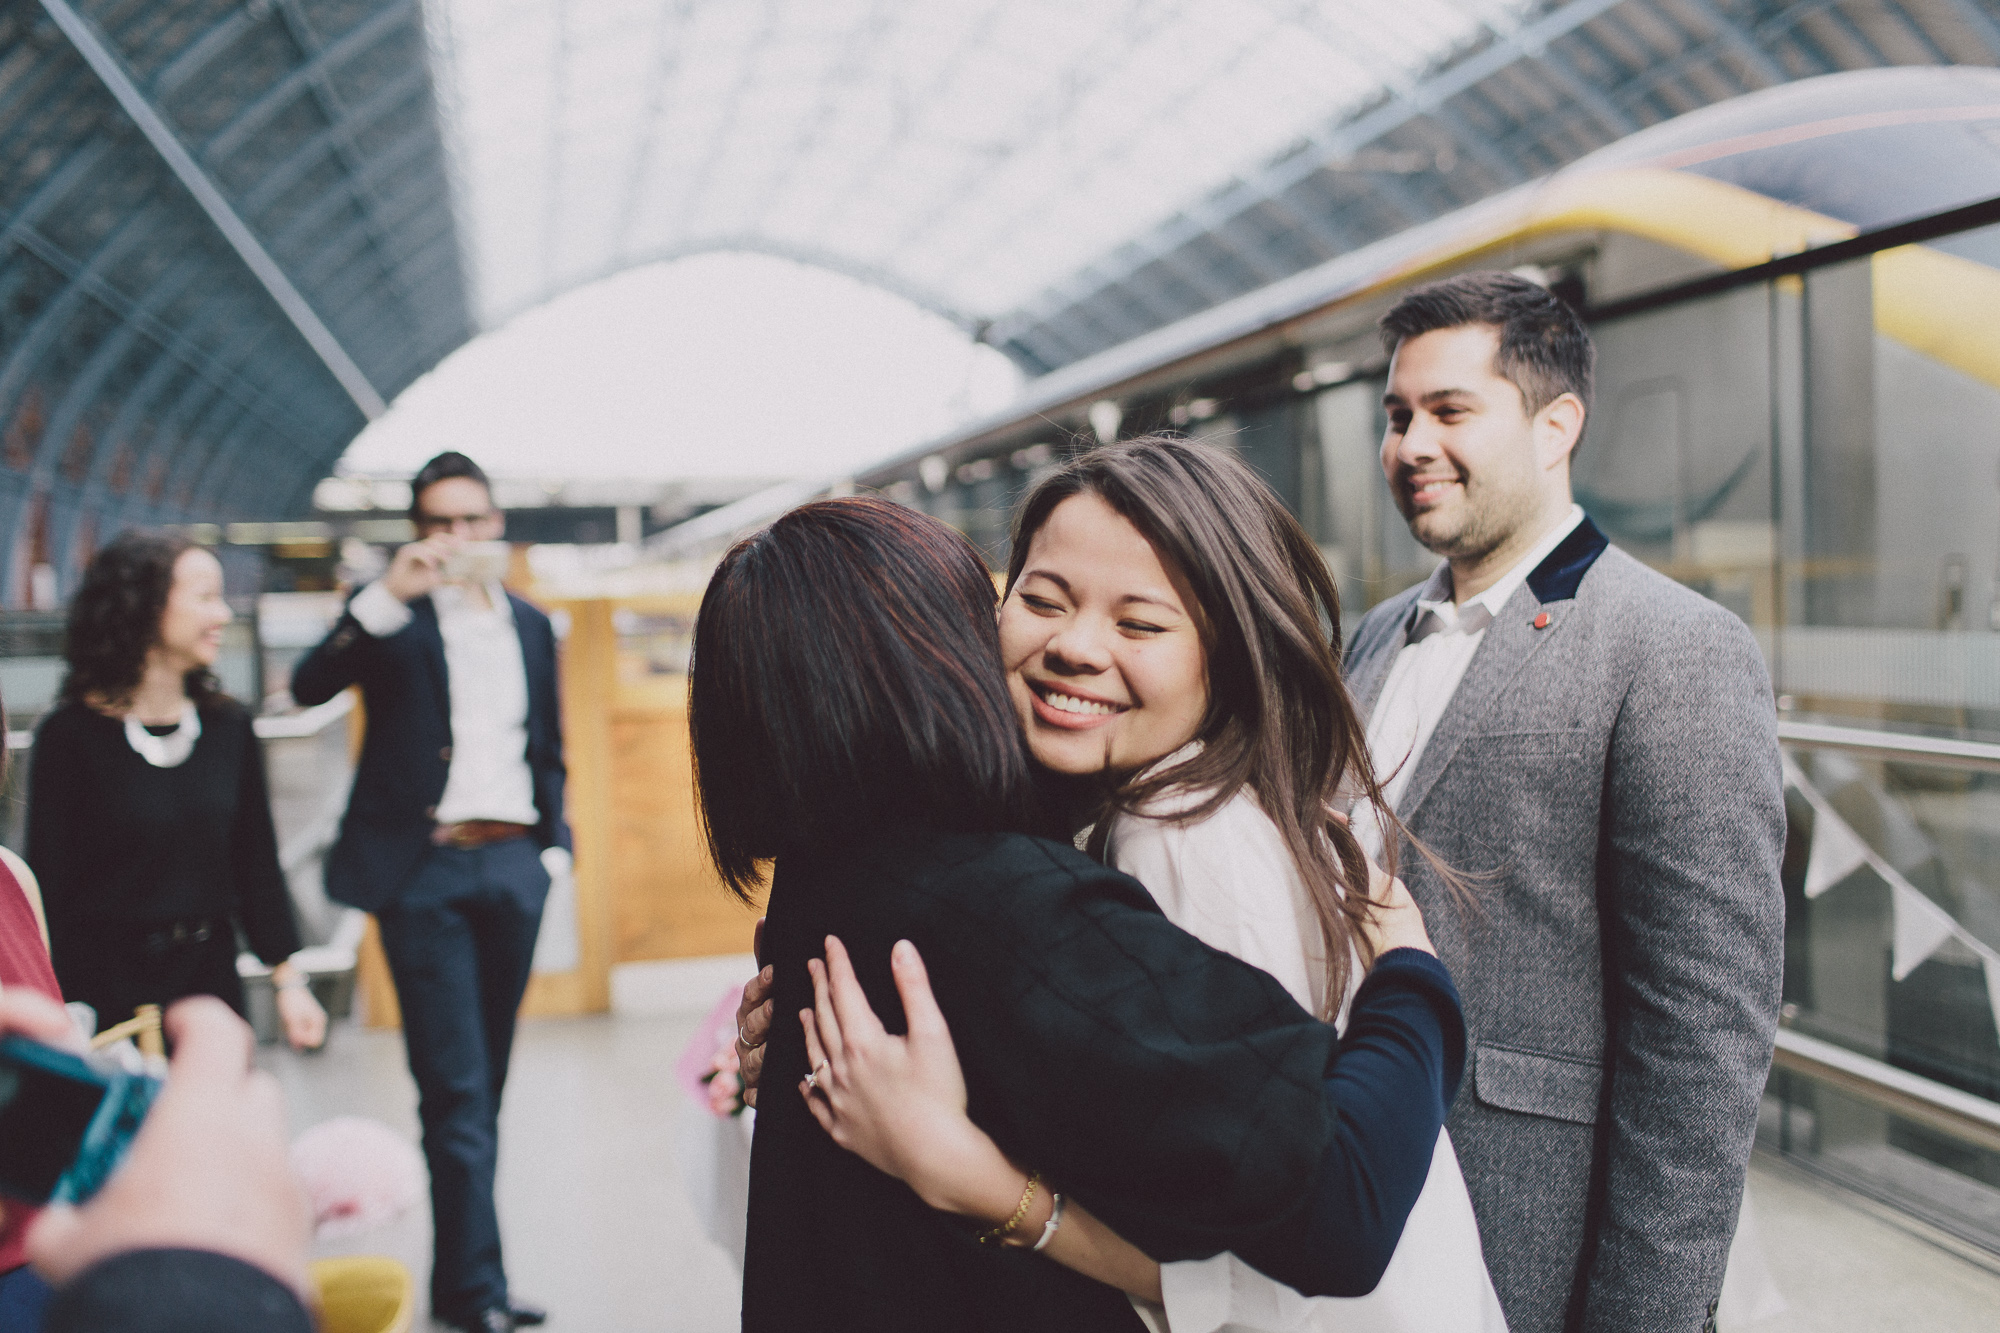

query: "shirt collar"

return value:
[1409, 504, 1585, 639]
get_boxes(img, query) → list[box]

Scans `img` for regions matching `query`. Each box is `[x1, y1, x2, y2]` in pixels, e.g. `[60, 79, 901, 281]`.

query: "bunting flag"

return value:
[1889, 880, 1959, 981]
[1804, 802, 1871, 899]
[1786, 760, 2000, 1008]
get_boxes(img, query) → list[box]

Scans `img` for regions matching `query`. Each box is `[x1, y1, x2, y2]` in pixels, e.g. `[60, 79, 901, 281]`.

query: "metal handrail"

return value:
[1585, 193, 2000, 324]
[1776, 719, 2000, 773]
[1772, 1027, 2000, 1156]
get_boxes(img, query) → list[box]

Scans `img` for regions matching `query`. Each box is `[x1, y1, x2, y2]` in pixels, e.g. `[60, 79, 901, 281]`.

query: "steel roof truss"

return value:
[610, 0, 697, 257]
[263, 0, 431, 328]
[6, 219, 307, 447]
[150, 7, 258, 99]
[37, 0, 387, 417]
[194, 0, 416, 165]
[237, 64, 428, 218]
[1936, 0, 2000, 59]
[989, 0, 1633, 349]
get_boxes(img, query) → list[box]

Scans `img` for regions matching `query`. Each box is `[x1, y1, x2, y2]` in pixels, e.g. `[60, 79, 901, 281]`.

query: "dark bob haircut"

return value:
[62, 529, 222, 711]
[1378, 270, 1595, 423]
[409, 451, 491, 518]
[689, 497, 1048, 898]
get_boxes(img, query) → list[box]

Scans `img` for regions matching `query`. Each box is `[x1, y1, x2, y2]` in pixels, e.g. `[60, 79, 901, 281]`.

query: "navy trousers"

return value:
[0, 1264, 52, 1332]
[376, 838, 549, 1322]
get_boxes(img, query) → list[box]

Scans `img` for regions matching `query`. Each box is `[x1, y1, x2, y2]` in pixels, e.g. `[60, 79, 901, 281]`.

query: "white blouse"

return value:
[1102, 774, 1508, 1333]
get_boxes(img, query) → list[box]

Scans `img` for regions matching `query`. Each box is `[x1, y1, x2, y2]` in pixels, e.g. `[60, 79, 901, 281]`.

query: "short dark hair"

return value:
[409, 451, 491, 518]
[689, 497, 1050, 898]
[62, 529, 221, 710]
[1378, 271, 1594, 417]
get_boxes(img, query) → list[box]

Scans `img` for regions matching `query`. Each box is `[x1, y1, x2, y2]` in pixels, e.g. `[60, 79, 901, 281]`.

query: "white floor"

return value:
[263, 1009, 742, 1332]
[1722, 1152, 2000, 1332]
[262, 1014, 2000, 1333]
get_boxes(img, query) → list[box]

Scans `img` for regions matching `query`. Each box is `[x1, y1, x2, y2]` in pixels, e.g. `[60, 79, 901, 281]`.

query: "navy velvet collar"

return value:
[1525, 514, 1609, 605]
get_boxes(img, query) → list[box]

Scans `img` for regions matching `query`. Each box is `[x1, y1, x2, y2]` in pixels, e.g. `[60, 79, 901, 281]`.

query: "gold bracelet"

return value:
[977, 1170, 1042, 1246]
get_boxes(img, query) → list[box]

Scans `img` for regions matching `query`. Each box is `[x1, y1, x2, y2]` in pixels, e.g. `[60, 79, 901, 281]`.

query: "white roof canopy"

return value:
[432, 0, 1531, 327]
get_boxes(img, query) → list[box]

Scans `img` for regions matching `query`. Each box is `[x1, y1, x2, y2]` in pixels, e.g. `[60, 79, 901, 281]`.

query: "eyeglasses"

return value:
[414, 511, 496, 534]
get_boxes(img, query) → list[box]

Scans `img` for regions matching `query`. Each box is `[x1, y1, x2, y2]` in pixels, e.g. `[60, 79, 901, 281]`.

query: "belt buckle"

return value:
[446, 823, 477, 848]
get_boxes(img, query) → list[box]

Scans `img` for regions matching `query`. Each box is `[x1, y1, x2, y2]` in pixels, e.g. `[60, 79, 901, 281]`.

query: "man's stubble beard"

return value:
[1402, 471, 1544, 566]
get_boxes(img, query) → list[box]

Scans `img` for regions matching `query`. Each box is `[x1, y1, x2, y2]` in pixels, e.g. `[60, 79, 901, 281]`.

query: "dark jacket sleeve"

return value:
[226, 708, 302, 965]
[289, 600, 378, 707]
[1583, 603, 1786, 1332]
[913, 837, 1464, 1297]
[44, 1249, 314, 1333]
[520, 603, 571, 854]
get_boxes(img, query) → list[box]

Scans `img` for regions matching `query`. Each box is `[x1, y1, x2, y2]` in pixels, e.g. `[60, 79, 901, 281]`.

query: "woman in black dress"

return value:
[28, 530, 325, 1049]
[690, 498, 1464, 1332]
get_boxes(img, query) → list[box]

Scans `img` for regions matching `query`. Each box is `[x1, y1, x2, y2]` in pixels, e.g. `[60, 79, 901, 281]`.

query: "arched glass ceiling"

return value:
[431, 0, 1535, 328]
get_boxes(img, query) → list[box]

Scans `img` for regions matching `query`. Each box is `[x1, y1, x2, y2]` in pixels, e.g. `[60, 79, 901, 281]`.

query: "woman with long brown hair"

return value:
[779, 438, 1504, 1330]
[27, 530, 324, 1050]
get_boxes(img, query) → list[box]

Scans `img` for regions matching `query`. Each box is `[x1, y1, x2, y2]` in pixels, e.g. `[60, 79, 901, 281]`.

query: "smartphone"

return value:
[440, 539, 510, 585]
[0, 1035, 161, 1205]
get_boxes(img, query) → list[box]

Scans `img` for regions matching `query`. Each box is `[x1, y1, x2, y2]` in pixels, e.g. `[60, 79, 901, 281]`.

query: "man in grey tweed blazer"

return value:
[1345, 273, 1786, 1333]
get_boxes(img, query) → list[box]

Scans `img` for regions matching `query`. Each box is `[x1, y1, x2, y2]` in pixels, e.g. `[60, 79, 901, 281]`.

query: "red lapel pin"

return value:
[1532, 611, 1551, 629]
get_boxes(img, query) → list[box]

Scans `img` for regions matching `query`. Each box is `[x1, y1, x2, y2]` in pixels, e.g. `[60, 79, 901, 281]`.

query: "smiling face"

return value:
[156, 547, 231, 671]
[1381, 323, 1579, 572]
[998, 492, 1209, 778]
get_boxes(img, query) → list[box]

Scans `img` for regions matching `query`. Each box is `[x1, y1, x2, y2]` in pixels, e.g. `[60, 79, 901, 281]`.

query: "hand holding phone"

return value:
[0, 987, 92, 1207]
[25, 997, 311, 1300]
[0, 1035, 159, 1205]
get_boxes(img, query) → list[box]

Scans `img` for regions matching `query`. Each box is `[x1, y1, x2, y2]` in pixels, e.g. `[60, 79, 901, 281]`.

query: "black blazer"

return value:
[290, 590, 569, 912]
[744, 825, 1466, 1332]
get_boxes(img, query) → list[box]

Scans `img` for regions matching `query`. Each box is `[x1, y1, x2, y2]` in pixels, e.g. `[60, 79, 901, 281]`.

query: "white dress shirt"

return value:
[349, 579, 540, 828]
[1103, 758, 1506, 1333]
[1354, 505, 1584, 862]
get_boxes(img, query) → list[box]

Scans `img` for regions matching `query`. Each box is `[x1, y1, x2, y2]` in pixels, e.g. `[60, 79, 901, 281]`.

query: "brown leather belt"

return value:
[431, 820, 534, 849]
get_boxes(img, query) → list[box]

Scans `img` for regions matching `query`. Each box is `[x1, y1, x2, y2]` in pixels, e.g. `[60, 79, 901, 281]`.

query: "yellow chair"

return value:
[310, 1256, 414, 1333]
[89, 1004, 164, 1057]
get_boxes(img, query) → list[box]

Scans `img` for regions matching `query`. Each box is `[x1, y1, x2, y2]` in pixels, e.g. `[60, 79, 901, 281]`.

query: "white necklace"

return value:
[124, 703, 202, 768]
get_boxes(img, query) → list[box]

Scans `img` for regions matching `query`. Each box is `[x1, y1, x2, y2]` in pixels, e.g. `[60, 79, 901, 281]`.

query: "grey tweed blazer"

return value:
[1344, 518, 1785, 1333]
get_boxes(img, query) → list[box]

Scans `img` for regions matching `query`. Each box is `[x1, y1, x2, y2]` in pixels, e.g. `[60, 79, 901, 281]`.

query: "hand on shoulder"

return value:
[796, 936, 1000, 1216]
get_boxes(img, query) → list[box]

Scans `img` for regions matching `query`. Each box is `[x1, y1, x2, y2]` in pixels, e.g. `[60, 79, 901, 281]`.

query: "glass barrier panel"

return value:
[1782, 745, 1999, 1098]
[1583, 282, 1779, 634]
[1777, 231, 2000, 746]
[1761, 1068, 2000, 1253]
[1778, 738, 2000, 1252]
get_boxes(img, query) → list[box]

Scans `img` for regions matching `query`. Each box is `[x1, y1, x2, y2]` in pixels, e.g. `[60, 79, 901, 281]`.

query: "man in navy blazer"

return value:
[293, 452, 568, 1333]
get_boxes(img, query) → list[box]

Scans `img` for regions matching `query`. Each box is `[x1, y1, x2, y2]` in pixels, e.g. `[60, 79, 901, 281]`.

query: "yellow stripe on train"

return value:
[1340, 167, 2000, 392]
